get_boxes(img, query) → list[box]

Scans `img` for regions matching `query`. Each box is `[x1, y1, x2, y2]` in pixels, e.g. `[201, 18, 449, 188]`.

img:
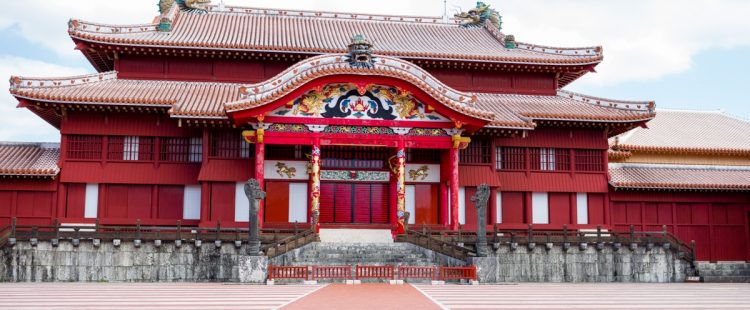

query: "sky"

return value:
[1, 0, 748, 142]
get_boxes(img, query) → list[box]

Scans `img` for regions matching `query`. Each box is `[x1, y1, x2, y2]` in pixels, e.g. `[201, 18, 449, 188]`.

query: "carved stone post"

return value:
[244, 178, 265, 256]
[309, 144, 321, 233]
[471, 183, 490, 257]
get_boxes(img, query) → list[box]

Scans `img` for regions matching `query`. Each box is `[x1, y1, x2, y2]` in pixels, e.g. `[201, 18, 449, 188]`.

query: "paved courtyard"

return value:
[0, 283, 748, 310]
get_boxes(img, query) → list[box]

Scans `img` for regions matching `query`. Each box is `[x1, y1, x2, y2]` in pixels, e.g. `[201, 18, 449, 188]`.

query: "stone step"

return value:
[318, 229, 393, 243]
[270, 241, 468, 268]
[702, 276, 750, 283]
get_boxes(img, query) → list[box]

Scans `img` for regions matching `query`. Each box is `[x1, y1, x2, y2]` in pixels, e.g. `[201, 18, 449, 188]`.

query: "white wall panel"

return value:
[532, 192, 549, 224]
[183, 185, 201, 220]
[234, 182, 248, 222]
[576, 193, 589, 224]
[458, 187, 466, 225]
[84, 183, 99, 218]
[288, 183, 308, 223]
[405, 185, 416, 224]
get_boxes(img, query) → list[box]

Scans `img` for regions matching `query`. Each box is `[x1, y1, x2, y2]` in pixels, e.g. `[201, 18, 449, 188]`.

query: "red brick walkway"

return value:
[281, 284, 442, 310]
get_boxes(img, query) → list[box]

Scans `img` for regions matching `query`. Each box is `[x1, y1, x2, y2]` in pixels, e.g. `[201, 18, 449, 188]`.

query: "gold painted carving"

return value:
[408, 165, 430, 181]
[275, 162, 296, 179]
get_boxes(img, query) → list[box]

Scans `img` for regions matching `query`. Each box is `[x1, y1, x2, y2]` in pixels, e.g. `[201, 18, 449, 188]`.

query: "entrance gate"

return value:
[319, 182, 390, 224]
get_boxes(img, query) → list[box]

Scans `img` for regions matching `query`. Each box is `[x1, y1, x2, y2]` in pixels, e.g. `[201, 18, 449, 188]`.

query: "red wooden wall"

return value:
[98, 184, 185, 225]
[610, 191, 750, 261]
[427, 68, 556, 95]
[414, 184, 439, 225]
[115, 55, 558, 95]
[117, 55, 296, 84]
[265, 181, 290, 223]
[208, 182, 235, 223]
[0, 179, 58, 227]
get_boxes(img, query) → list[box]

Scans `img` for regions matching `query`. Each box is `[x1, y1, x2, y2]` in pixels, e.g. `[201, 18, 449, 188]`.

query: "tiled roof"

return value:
[10, 72, 241, 118]
[67, 5, 602, 66]
[474, 90, 655, 125]
[609, 163, 750, 191]
[10, 70, 653, 128]
[611, 110, 750, 155]
[0, 142, 60, 177]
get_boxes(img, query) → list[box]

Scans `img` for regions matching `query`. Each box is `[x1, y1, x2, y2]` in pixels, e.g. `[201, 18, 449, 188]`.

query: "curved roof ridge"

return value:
[227, 53, 495, 121]
[0, 141, 60, 148]
[558, 89, 655, 113]
[204, 4, 453, 25]
[610, 162, 750, 171]
[67, 18, 159, 35]
[9, 71, 117, 91]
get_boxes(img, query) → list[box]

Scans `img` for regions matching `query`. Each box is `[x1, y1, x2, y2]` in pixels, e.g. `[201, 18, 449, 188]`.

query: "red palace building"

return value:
[1, 1, 748, 262]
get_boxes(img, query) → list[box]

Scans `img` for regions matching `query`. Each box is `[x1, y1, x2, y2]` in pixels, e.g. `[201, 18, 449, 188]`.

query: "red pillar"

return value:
[449, 147, 459, 230]
[255, 142, 265, 229]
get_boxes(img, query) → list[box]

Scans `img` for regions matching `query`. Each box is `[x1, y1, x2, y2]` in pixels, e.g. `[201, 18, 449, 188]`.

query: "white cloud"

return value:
[0, 55, 87, 142]
[2, 0, 749, 85]
[1, 1, 157, 59]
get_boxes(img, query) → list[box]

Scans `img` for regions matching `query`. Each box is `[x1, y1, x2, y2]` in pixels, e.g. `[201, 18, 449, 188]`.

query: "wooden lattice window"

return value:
[210, 131, 252, 158]
[495, 147, 525, 170]
[460, 139, 491, 164]
[107, 136, 154, 161]
[161, 137, 203, 162]
[266, 145, 308, 160]
[406, 148, 441, 163]
[67, 135, 102, 160]
[321, 146, 389, 169]
[530, 148, 570, 171]
[575, 149, 604, 172]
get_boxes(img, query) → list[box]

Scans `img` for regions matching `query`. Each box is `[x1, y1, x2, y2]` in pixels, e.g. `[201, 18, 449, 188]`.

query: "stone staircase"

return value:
[270, 229, 468, 282]
[697, 262, 750, 283]
[271, 242, 466, 267]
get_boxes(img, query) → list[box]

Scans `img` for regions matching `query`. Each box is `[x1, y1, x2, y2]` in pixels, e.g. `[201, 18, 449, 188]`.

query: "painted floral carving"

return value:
[273, 84, 447, 122]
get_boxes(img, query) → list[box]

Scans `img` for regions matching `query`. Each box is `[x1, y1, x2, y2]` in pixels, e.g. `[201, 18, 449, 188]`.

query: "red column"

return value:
[449, 147, 459, 230]
[255, 142, 265, 229]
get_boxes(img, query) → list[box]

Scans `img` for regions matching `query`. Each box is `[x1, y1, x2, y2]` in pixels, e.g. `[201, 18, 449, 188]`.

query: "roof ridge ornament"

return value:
[346, 34, 376, 69]
[158, 0, 210, 31]
[454, 1, 502, 31]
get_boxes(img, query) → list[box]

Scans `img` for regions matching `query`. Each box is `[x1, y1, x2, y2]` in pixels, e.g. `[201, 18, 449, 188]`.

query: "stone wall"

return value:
[471, 244, 689, 283]
[0, 241, 267, 283]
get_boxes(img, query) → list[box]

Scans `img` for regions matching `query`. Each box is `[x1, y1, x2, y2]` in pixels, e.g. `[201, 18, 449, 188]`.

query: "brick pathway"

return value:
[0, 283, 323, 310]
[1, 283, 749, 310]
[281, 283, 441, 310]
[414, 283, 750, 309]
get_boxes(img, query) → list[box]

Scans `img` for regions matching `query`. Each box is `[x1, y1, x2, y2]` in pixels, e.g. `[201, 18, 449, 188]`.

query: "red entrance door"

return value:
[319, 182, 389, 224]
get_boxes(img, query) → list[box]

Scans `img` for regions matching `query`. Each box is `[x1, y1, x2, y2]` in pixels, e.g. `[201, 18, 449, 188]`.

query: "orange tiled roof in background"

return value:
[0, 142, 60, 177]
[67, 5, 602, 67]
[609, 163, 750, 191]
[611, 110, 750, 155]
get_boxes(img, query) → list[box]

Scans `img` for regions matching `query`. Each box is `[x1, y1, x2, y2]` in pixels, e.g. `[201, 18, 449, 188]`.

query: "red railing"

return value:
[312, 266, 351, 280]
[355, 265, 394, 280]
[440, 266, 477, 281]
[398, 266, 437, 280]
[267, 265, 308, 280]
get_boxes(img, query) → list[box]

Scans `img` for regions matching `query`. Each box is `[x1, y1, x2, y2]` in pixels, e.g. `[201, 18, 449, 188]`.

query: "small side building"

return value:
[609, 110, 750, 262]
